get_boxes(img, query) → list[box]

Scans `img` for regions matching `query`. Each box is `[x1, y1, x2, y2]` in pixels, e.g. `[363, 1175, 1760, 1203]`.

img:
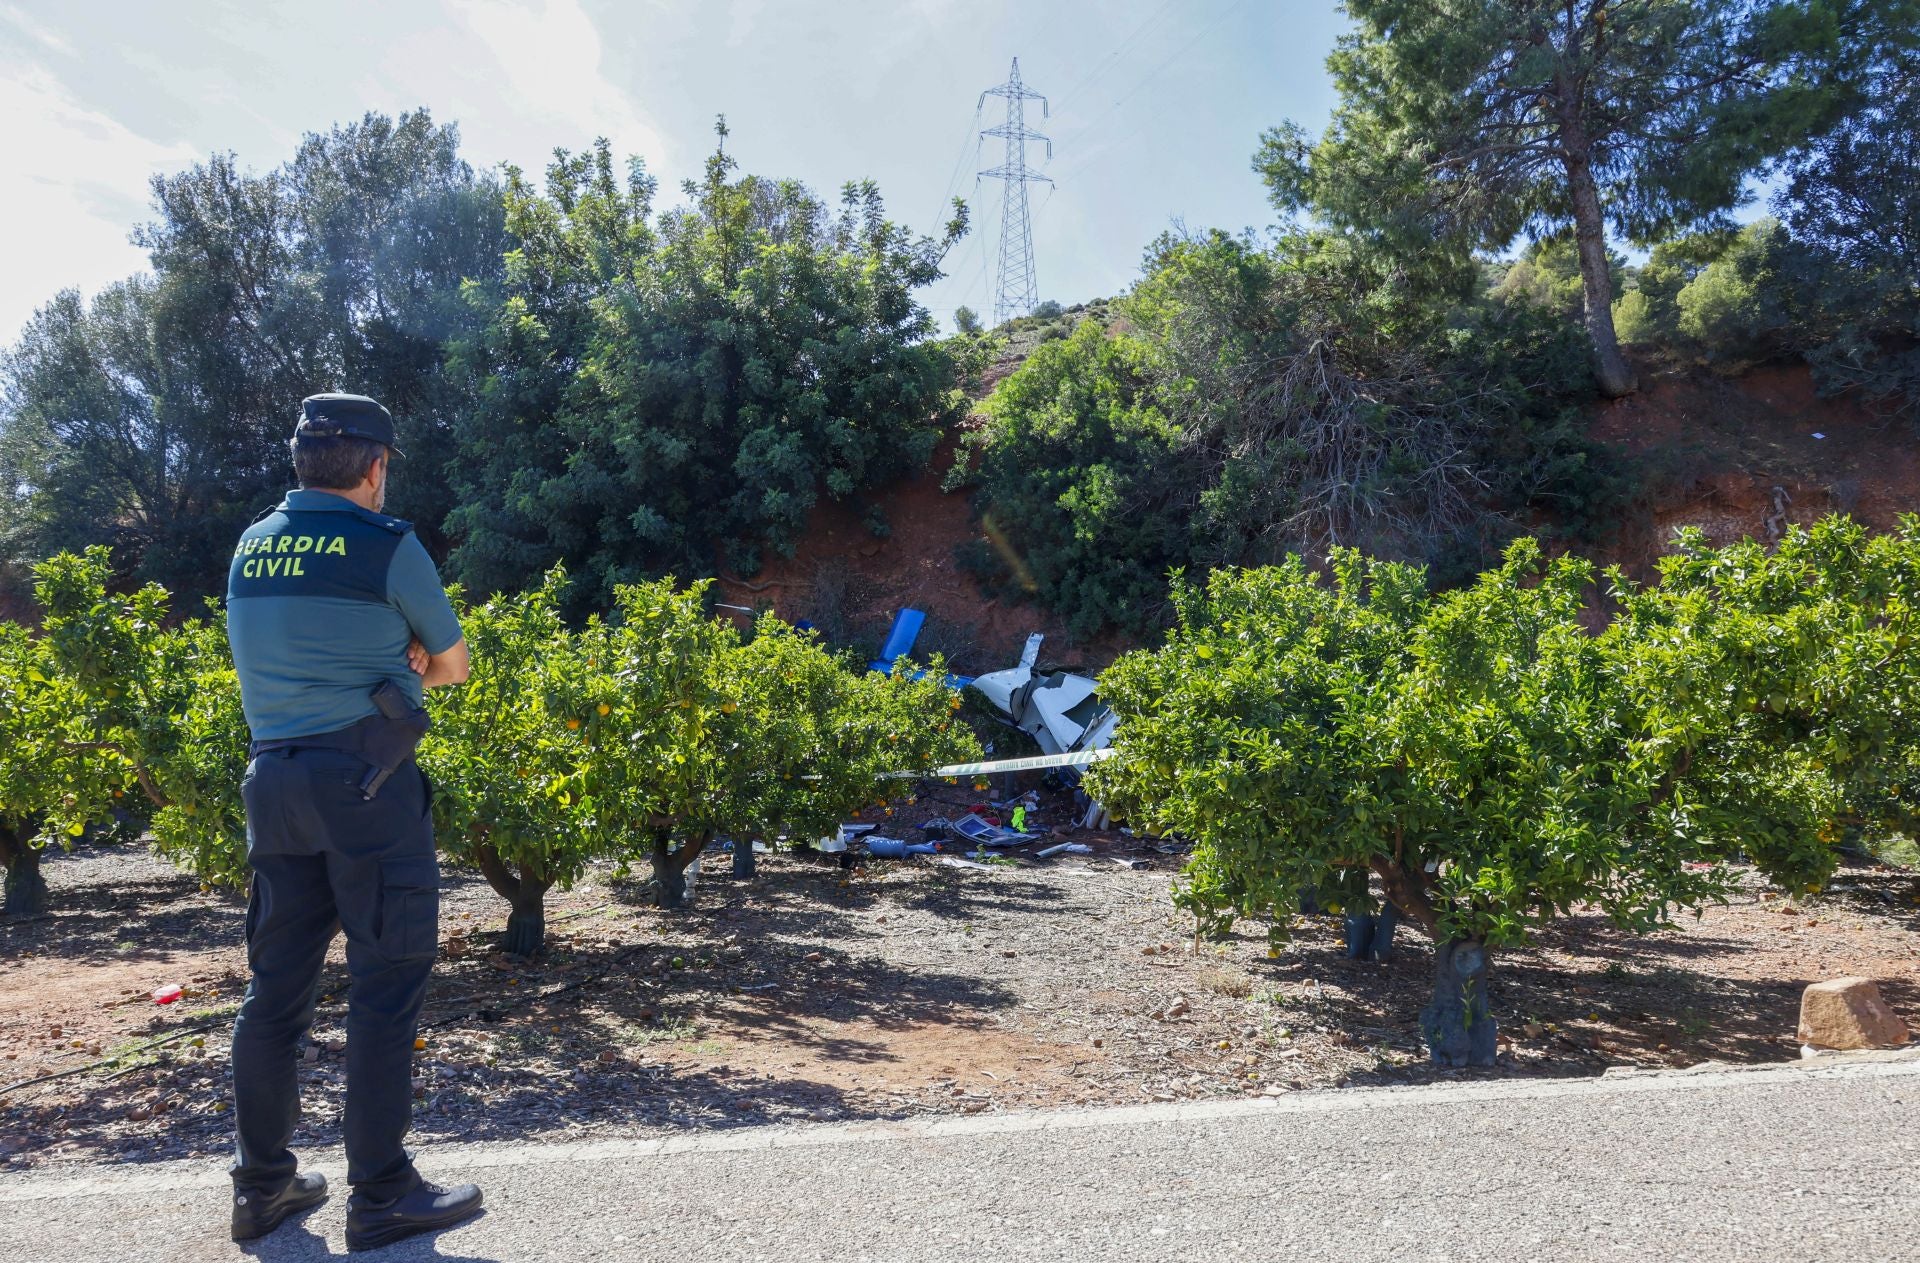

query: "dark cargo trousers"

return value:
[231, 746, 438, 1200]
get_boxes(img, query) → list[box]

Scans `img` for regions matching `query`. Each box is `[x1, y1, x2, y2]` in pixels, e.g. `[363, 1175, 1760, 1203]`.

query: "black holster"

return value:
[357, 679, 431, 800]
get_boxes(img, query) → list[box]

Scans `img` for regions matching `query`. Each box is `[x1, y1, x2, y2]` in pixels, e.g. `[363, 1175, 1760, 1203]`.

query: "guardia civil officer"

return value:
[225, 394, 483, 1251]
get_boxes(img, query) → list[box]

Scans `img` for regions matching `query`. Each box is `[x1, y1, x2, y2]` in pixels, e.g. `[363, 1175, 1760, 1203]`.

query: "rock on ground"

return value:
[1798, 977, 1910, 1050]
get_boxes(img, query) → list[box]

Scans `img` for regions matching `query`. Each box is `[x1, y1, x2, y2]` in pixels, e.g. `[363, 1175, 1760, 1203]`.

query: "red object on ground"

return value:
[152, 984, 183, 1005]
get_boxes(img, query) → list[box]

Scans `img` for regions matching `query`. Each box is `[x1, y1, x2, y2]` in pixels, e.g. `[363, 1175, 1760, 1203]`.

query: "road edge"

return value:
[4, 1047, 1915, 1204]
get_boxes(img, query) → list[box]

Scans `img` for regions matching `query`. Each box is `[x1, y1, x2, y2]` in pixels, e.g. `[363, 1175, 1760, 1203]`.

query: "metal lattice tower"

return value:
[978, 58, 1052, 327]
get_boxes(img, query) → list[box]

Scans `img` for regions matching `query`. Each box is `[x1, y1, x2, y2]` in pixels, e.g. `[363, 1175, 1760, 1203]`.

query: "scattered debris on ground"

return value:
[3, 835, 1917, 1172]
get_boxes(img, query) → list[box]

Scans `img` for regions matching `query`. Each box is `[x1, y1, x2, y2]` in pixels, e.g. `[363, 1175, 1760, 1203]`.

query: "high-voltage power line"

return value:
[977, 58, 1051, 326]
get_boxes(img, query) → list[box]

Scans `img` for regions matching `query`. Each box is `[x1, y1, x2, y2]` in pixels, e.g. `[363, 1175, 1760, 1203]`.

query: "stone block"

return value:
[1797, 976, 1910, 1050]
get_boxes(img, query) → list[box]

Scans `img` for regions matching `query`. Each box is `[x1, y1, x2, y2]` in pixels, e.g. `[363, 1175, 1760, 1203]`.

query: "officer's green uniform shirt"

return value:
[227, 489, 462, 742]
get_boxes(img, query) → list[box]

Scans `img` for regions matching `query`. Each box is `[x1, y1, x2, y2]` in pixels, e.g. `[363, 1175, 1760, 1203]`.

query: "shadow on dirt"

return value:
[2, 843, 243, 968]
[3, 854, 1028, 1170]
[1235, 886, 1895, 1084]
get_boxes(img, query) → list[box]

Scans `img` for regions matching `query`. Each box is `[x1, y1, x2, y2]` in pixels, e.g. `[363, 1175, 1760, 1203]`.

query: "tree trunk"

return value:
[471, 842, 551, 958]
[1341, 901, 1401, 961]
[730, 839, 755, 880]
[1, 826, 49, 919]
[1421, 938, 1497, 1067]
[1343, 910, 1374, 958]
[1372, 901, 1399, 960]
[1560, 128, 1637, 397]
[647, 829, 709, 910]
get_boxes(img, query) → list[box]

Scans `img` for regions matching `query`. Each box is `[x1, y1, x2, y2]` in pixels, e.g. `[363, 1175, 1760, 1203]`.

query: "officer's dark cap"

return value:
[295, 394, 404, 458]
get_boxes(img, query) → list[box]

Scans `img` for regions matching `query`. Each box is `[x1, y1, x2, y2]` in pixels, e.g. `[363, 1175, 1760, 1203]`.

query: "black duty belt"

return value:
[248, 685, 431, 801]
[249, 721, 370, 760]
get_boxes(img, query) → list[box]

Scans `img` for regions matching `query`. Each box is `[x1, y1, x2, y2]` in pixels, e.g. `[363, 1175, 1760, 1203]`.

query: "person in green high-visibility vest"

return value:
[1012, 804, 1028, 833]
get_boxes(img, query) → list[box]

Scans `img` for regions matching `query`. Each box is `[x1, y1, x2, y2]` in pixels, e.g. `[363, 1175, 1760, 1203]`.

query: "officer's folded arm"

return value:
[419, 638, 470, 689]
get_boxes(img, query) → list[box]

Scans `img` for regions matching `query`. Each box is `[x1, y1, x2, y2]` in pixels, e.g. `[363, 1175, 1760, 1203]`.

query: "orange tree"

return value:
[423, 570, 978, 948]
[1614, 516, 1920, 863]
[580, 580, 976, 909]
[419, 569, 600, 957]
[19, 556, 597, 950]
[0, 618, 134, 915]
[30, 548, 252, 889]
[1088, 536, 1863, 1066]
[722, 614, 979, 877]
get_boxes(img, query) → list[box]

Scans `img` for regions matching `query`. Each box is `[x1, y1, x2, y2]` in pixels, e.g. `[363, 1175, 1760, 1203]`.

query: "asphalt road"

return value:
[2, 1053, 1916, 1263]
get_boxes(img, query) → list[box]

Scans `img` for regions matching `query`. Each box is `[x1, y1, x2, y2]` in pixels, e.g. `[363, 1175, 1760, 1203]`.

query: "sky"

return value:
[0, 0, 1347, 345]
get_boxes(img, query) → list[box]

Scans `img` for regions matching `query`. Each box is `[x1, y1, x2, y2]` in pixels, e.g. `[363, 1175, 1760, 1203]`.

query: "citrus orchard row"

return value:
[1087, 516, 1920, 1062]
[0, 549, 978, 953]
[5, 518, 1917, 1063]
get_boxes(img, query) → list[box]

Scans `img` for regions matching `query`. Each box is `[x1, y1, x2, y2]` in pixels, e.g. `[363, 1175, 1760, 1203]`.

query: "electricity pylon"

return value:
[978, 58, 1051, 327]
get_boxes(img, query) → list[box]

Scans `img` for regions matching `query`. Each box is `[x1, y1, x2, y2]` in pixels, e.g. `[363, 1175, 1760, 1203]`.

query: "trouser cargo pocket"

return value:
[376, 855, 440, 961]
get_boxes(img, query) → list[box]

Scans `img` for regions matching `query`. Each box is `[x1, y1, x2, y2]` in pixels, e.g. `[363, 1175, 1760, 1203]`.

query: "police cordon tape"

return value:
[799, 748, 1116, 782]
[879, 747, 1117, 781]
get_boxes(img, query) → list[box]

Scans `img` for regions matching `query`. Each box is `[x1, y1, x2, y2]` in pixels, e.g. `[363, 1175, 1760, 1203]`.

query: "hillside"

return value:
[722, 354, 1917, 667]
[712, 434, 1129, 679]
[713, 340, 1131, 677]
[1592, 363, 1919, 572]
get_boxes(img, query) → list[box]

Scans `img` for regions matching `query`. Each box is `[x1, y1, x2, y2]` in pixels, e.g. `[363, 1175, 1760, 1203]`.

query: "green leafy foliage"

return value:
[964, 319, 1184, 635]
[566, 576, 978, 907]
[31, 548, 250, 887]
[1488, 238, 1625, 321]
[427, 568, 979, 931]
[1775, 38, 1920, 419]
[725, 616, 977, 851]
[1610, 220, 1800, 364]
[418, 570, 594, 952]
[1087, 543, 1747, 951]
[0, 619, 115, 839]
[1088, 518, 1917, 1041]
[1261, 0, 1893, 396]
[1620, 516, 1920, 860]
[962, 230, 1625, 636]
[0, 110, 504, 593]
[0, 615, 135, 913]
[282, 111, 513, 553]
[1606, 91, 1920, 422]
[444, 122, 970, 607]
[7, 550, 975, 944]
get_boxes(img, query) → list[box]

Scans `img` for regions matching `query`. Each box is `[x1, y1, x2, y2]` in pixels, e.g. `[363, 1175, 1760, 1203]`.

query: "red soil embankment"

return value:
[722, 360, 1911, 662]
[1591, 364, 1918, 574]
[714, 436, 1124, 673]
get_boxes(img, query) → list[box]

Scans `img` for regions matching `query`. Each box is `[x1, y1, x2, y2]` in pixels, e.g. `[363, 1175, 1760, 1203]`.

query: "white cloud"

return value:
[441, 0, 670, 170]
[1, 4, 73, 56]
[0, 63, 197, 341]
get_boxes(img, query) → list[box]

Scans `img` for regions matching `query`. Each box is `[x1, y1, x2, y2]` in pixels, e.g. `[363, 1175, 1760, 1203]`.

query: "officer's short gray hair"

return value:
[291, 434, 387, 490]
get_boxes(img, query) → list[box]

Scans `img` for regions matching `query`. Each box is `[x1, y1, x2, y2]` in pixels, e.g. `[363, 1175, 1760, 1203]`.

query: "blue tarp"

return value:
[869, 607, 927, 672]
[868, 607, 972, 687]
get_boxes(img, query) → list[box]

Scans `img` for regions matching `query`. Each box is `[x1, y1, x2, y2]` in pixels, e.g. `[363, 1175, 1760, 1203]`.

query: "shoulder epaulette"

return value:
[348, 505, 414, 536]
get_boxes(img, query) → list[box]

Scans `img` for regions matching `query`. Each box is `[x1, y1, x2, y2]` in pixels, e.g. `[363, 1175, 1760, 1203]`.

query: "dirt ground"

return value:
[1590, 362, 1920, 576]
[5, 812, 1918, 1175]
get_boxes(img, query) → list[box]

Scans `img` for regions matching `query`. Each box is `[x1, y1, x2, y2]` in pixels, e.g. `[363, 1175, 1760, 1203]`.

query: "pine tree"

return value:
[1259, 0, 1896, 397]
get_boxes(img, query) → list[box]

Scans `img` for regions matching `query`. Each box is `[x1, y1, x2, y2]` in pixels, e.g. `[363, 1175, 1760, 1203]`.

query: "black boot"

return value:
[231, 1171, 328, 1241]
[346, 1179, 484, 1252]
